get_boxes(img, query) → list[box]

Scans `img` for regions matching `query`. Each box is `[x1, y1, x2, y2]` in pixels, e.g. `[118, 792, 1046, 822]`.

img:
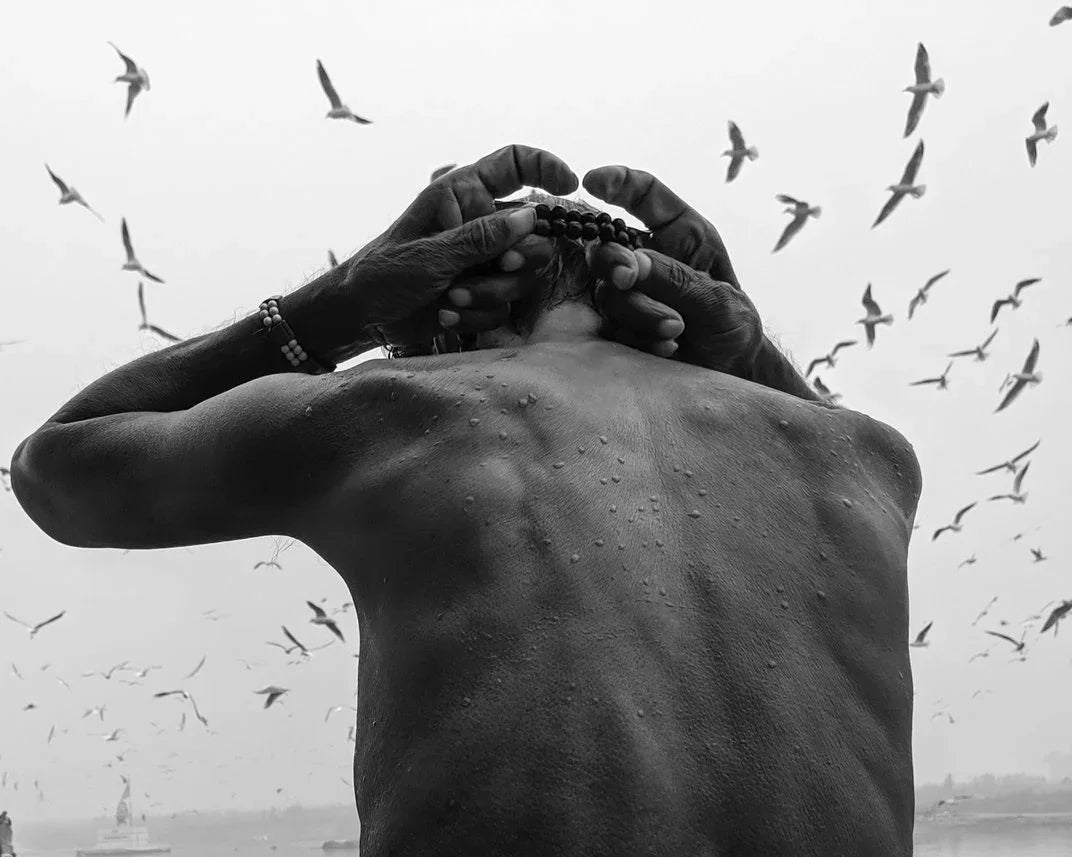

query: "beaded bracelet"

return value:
[256, 296, 336, 374]
[494, 200, 650, 250]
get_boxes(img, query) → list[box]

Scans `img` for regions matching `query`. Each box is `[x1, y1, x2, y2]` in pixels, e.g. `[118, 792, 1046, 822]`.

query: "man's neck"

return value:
[475, 302, 604, 350]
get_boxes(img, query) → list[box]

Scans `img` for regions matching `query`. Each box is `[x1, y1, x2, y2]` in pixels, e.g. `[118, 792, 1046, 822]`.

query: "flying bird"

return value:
[722, 121, 759, 182]
[82, 705, 107, 721]
[812, 376, 841, 404]
[949, 328, 998, 362]
[325, 705, 357, 723]
[307, 601, 345, 642]
[44, 165, 104, 221]
[316, 60, 371, 124]
[153, 689, 209, 727]
[985, 629, 1026, 654]
[1040, 601, 1072, 636]
[772, 195, 820, 253]
[429, 164, 456, 183]
[121, 219, 165, 283]
[184, 655, 207, 679]
[856, 284, 893, 347]
[907, 269, 950, 319]
[108, 42, 150, 118]
[255, 686, 290, 709]
[933, 503, 976, 541]
[873, 140, 926, 228]
[1026, 103, 1058, 167]
[903, 43, 945, 137]
[3, 610, 66, 639]
[910, 621, 933, 647]
[976, 439, 1039, 475]
[82, 661, 130, 680]
[910, 361, 952, 390]
[137, 282, 181, 343]
[971, 596, 998, 627]
[1052, 7, 1072, 26]
[990, 278, 1040, 322]
[805, 341, 857, 377]
[995, 339, 1041, 412]
[1030, 547, 1048, 563]
[987, 461, 1031, 504]
[327, 250, 339, 268]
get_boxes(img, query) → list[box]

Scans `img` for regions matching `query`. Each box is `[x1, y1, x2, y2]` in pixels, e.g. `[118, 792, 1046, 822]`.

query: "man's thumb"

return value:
[429, 207, 536, 272]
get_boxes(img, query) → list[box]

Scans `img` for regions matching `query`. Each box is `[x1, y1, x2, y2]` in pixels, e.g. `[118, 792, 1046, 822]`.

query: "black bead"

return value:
[580, 211, 597, 224]
[596, 212, 612, 225]
[565, 209, 583, 223]
[615, 231, 631, 246]
[565, 221, 583, 239]
[551, 219, 567, 236]
[626, 227, 639, 241]
[598, 223, 615, 242]
[581, 222, 599, 241]
[534, 219, 552, 237]
[550, 205, 568, 221]
[534, 204, 551, 221]
[612, 218, 626, 232]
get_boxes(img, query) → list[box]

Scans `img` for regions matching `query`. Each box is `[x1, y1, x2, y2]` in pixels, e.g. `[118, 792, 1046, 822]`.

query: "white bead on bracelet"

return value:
[258, 298, 309, 368]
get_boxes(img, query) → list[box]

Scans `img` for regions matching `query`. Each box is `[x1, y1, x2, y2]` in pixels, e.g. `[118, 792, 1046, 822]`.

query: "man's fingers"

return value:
[437, 304, 511, 334]
[585, 240, 639, 290]
[594, 281, 685, 340]
[420, 207, 537, 273]
[470, 144, 579, 200]
[582, 165, 739, 288]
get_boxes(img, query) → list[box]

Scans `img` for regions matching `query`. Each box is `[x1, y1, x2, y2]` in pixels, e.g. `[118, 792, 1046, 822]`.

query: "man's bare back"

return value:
[300, 339, 922, 857]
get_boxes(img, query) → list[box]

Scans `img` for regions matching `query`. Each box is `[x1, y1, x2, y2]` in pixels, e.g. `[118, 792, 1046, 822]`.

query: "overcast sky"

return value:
[2, 0, 1071, 823]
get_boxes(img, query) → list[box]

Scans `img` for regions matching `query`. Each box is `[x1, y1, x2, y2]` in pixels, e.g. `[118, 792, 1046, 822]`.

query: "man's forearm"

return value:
[40, 266, 375, 427]
[743, 334, 829, 405]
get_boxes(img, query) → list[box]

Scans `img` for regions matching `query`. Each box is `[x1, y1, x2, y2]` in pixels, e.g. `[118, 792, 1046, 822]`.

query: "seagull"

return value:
[985, 629, 1026, 654]
[932, 503, 976, 541]
[153, 690, 209, 727]
[949, 328, 998, 362]
[988, 461, 1031, 504]
[82, 661, 130, 680]
[10, 663, 23, 679]
[307, 601, 345, 642]
[990, 278, 1040, 322]
[101, 729, 124, 742]
[812, 376, 841, 404]
[184, 655, 207, 679]
[1052, 7, 1072, 26]
[722, 121, 759, 182]
[910, 361, 952, 390]
[44, 165, 104, 222]
[958, 554, 977, 569]
[873, 140, 926, 228]
[1026, 103, 1058, 167]
[3, 610, 66, 639]
[910, 621, 933, 647]
[0, 465, 11, 491]
[856, 284, 893, 347]
[772, 195, 820, 253]
[1030, 547, 1047, 563]
[907, 270, 950, 319]
[316, 60, 371, 124]
[82, 705, 107, 721]
[968, 650, 991, 662]
[137, 282, 181, 343]
[327, 250, 339, 268]
[121, 219, 165, 283]
[324, 705, 357, 723]
[1040, 601, 1072, 636]
[255, 686, 290, 709]
[995, 339, 1041, 413]
[108, 42, 150, 118]
[805, 341, 857, 377]
[903, 44, 945, 137]
[976, 439, 1040, 475]
[429, 164, 456, 183]
[971, 598, 998, 628]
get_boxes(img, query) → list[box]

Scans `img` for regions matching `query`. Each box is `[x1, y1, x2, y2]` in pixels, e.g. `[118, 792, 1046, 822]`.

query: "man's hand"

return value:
[346, 145, 577, 352]
[581, 166, 764, 375]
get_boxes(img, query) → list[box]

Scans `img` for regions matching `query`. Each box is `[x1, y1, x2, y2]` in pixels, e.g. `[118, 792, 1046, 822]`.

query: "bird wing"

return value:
[908, 294, 921, 319]
[904, 92, 926, 138]
[137, 282, 148, 326]
[124, 83, 142, 118]
[901, 139, 925, 184]
[152, 690, 186, 699]
[726, 154, 744, 183]
[954, 502, 976, 523]
[948, 348, 977, 357]
[306, 600, 328, 619]
[1032, 102, 1049, 133]
[990, 298, 1011, 323]
[1011, 439, 1041, 463]
[872, 191, 903, 228]
[915, 621, 933, 643]
[975, 461, 1007, 475]
[3, 612, 31, 630]
[1026, 137, 1039, 167]
[979, 328, 999, 350]
[316, 60, 342, 109]
[108, 42, 138, 74]
[325, 620, 346, 643]
[772, 213, 806, 252]
[813, 377, 831, 395]
[932, 526, 950, 541]
[1041, 603, 1072, 634]
[45, 164, 69, 194]
[728, 120, 745, 150]
[1052, 7, 1072, 25]
[914, 43, 930, 84]
[282, 625, 308, 654]
[985, 630, 1020, 647]
[831, 340, 857, 355]
[805, 357, 825, 377]
[1014, 277, 1041, 297]
[1021, 338, 1040, 373]
[32, 611, 66, 633]
[775, 194, 802, 206]
[184, 655, 207, 679]
[1013, 461, 1030, 494]
[995, 380, 1026, 413]
[141, 268, 165, 284]
[861, 284, 879, 315]
[924, 269, 950, 291]
[910, 377, 939, 386]
[121, 219, 135, 262]
[327, 250, 339, 267]
[146, 324, 182, 343]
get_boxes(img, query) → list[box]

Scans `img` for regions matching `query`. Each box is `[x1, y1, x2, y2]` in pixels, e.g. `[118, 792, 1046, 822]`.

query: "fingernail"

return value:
[653, 339, 679, 358]
[657, 318, 684, 338]
[635, 251, 652, 282]
[611, 266, 634, 290]
[507, 207, 535, 236]
[448, 288, 472, 307]
[499, 250, 525, 272]
[439, 309, 460, 327]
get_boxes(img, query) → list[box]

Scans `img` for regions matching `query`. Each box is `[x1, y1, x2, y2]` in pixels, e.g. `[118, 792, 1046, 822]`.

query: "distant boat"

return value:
[76, 778, 170, 856]
[321, 840, 359, 851]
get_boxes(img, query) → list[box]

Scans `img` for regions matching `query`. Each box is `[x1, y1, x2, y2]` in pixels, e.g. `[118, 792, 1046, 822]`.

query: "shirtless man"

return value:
[11, 145, 922, 857]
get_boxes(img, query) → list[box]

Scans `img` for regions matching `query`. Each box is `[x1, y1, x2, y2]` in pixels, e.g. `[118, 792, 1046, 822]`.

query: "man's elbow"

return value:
[9, 431, 95, 548]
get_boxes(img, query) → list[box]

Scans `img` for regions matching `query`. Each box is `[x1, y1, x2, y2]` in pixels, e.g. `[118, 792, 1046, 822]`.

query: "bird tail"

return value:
[931, 78, 945, 98]
[746, 147, 759, 160]
[1045, 125, 1058, 142]
[811, 206, 822, 218]
[910, 185, 926, 198]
